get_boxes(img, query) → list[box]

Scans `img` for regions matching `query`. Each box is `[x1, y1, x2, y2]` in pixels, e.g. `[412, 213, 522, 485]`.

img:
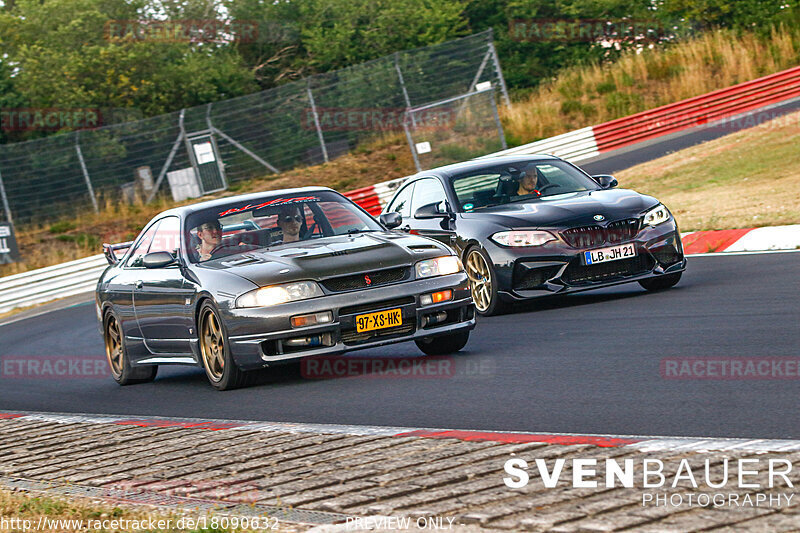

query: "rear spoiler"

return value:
[102, 241, 134, 265]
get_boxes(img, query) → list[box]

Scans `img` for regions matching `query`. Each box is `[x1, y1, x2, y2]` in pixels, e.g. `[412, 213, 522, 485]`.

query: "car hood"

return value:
[459, 189, 659, 228]
[196, 232, 452, 287]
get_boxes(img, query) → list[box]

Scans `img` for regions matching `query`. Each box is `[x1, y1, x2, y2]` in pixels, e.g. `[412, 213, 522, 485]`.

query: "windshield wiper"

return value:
[346, 228, 379, 235]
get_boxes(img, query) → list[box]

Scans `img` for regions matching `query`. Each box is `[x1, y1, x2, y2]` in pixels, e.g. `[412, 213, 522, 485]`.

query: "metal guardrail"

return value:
[0, 255, 106, 314]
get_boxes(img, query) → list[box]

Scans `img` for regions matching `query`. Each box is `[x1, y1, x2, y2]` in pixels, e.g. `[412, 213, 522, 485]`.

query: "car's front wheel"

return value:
[104, 310, 157, 385]
[415, 330, 470, 356]
[639, 272, 682, 292]
[198, 301, 249, 391]
[465, 246, 507, 316]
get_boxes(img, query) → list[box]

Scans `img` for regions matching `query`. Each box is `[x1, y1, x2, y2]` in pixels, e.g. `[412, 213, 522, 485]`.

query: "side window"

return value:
[387, 183, 414, 218]
[126, 221, 160, 268]
[149, 216, 181, 257]
[411, 178, 446, 214]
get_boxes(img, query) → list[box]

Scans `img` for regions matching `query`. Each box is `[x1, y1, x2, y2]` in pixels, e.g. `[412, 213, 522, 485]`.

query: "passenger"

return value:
[276, 205, 304, 243]
[195, 219, 222, 261]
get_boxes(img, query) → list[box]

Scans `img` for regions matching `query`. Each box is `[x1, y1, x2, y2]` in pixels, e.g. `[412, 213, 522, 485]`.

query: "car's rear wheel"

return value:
[415, 330, 470, 356]
[465, 246, 506, 316]
[199, 301, 249, 391]
[104, 310, 157, 385]
[639, 272, 682, 292]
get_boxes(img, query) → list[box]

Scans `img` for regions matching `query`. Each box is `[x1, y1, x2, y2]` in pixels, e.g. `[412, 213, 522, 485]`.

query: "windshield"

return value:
[185, 191, 382, 263]
[450, 160, 600, 211]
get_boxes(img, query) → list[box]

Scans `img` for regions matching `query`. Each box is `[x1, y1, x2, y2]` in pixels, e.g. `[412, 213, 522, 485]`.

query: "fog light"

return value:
[422, 311, 448, 327]
[283, 333, 333, 348]
[291, 311, 333, 328]
[420, 289, 453, 307]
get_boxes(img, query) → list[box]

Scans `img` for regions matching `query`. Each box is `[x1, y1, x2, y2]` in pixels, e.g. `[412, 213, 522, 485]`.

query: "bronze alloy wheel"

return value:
[466, 248, 493, 313]
[200, 307, 226, 382]
[104, 314, 124, 379]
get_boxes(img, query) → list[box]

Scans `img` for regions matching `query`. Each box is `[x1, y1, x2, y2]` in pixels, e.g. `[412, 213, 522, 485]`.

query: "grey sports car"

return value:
[97, 187, 475, 390]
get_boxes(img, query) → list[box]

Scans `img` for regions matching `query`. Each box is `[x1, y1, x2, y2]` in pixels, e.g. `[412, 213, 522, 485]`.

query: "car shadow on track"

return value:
[502, 282, 687, 316]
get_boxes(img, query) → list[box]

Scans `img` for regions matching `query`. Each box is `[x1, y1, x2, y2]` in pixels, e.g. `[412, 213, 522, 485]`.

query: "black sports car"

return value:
[97, 188, 475, 390]
[382, 155, 686, 315]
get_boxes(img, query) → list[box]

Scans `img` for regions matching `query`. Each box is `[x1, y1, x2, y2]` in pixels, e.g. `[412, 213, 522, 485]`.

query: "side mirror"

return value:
[143, 251, 176, 269]
[414, 201, 450, 220]
[593, 175, 618, 189]
[379, 212, 403, 229]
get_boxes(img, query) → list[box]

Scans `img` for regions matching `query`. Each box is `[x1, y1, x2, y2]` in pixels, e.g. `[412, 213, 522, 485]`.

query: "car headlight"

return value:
[643, 203, 671, 227]
[415, 256, 462, 278]
[490, 230, 556, 247]
[236, 281, 323, 308]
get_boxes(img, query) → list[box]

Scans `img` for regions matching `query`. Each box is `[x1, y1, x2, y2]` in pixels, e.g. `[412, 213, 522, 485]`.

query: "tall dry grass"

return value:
[502, 26, 800, 143]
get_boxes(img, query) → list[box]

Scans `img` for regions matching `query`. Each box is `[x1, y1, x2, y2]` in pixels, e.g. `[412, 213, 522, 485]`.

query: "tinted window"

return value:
[185, 191, 383, 262]
[451, 160, 600, 210]
[411, 178, 446, 213]
[126, 221, 160, 268]
[148, 216, 181, 256]
[387, 182, 414, 218]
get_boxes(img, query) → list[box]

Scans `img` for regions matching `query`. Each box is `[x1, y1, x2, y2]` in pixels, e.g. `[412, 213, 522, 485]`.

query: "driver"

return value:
[195, 219, 222, 261]
[515, 170, 540, 196]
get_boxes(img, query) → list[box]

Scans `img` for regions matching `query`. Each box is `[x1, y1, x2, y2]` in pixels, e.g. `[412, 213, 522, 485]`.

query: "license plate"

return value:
[583, 243, 636, 265]
[355, 308, 402, 333]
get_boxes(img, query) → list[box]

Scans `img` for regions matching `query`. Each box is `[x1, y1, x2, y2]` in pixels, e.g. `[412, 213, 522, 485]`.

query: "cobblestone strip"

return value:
[1, 414, 799, 531]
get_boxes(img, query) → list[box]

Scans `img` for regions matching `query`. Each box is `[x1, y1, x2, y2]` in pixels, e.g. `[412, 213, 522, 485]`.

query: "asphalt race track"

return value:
[1, 252, 798, 439]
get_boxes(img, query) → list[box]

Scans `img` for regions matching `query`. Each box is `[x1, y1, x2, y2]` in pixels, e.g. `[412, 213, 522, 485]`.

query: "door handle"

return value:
[135, 280, 143, 289]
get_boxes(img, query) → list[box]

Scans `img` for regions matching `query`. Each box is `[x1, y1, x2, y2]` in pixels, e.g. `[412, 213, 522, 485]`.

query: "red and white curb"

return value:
[3, 411, 800, 454]
[681, 224, 800, 255]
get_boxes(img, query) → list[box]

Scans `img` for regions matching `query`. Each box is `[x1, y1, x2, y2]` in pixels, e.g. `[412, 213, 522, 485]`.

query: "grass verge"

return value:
[501, 26, 800, 143]
[616, 110, 800, 231]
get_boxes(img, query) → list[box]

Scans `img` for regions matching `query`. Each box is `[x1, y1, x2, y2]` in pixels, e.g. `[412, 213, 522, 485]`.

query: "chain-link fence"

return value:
[404, 87, 507, 171]
[0, 29, 509, 226]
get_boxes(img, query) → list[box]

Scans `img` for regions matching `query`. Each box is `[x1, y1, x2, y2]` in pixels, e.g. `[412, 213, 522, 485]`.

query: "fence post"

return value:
[75, 132, 99, 213]
[402, 120, 422, 172]
[0, 167, 12, 225]
[489, 90, 508, 150]
[395, 52, 416, 128]
[147, 109, 186, 203]
[306, 80, 328, 163]
[488, 41, 511, 107]
[207, 102, 279, 174]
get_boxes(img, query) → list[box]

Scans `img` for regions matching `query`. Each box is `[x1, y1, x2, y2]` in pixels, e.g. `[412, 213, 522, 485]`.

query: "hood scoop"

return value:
[220, 254, 263, 267]
[408, 244, 439, 253]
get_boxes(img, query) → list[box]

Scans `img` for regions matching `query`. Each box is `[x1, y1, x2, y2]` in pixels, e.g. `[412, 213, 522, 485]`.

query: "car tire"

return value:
[415, 330, 470, 356]
[639, 272, 682, 292]
[464, 245, 507, 316]
[198, 300, 249, 391]
[103, 310, 158, 385]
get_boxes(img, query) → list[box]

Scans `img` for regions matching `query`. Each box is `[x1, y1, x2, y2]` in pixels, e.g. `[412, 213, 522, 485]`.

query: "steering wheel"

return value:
[536, 184, 558, 194]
